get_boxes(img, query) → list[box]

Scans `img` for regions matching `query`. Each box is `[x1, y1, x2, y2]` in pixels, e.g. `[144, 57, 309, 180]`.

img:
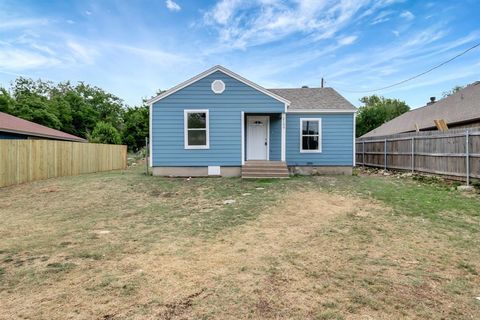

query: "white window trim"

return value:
[184, 109, 210, 149]
[300, 118, 322, 153]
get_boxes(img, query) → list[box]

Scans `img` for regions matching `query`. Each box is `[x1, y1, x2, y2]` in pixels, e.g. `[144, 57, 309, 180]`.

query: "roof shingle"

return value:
[0, 112, 86, 142]
[268, 87, 356, 111]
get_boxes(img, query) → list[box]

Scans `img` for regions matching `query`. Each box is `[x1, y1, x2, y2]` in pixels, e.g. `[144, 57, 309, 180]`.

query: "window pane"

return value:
[302, 136, 319, 150]
[188, 130, 207, 146]
[188, 113, 206, 129]
[302, 121, 319, 135]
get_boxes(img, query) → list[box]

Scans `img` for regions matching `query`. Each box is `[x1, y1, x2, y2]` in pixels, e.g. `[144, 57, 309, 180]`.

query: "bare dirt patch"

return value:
[94, 192, 383, 319]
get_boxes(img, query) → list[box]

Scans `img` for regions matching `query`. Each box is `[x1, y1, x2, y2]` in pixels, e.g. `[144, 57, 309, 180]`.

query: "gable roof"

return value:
[0, 112, 86, 142]
[361, 81, 480, 138]
[146, 65, 291, 106]
[268, 87, 356, 111]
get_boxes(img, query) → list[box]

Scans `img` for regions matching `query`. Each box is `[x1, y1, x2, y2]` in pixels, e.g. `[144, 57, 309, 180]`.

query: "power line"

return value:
[336, 42, 480, 93]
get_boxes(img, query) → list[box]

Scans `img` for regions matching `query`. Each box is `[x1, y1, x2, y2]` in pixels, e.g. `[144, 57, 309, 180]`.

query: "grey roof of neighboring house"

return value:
[361, 81, 480, 138]
[268, 87, 356, 111]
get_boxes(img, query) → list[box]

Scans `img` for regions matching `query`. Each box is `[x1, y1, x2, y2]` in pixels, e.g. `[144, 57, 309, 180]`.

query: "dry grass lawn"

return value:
[0, 167, 479, 319]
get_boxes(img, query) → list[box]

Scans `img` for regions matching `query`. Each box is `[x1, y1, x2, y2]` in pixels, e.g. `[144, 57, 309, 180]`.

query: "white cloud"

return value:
[205, 0, 242, 25]
[326, 25, 450, 80]
[337, 35, 358, 46]
[85, 10, 92, 15]
[236, 38, 363, 82]
[165, 0, 181, 12]
[319, 26, 480, 103]
[0, 18, 48, 30]
[203, 0, 399, 50]
[66, 19, 75, 24]
[370, 10, 393, 25]
[400, 10, 415, 20]
[31, 43, 55, 55]
[111, 44, 190, 65]
[0, 48, 60, 70]
[67, 41, 98, 64]
[392, 30, 400, 37]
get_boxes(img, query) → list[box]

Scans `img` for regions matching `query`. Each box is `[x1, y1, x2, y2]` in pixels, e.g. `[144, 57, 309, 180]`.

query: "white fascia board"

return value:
[287, 109, 357, 113]
[146, 65, 291, 106]
[149, 102, 153, 167]
[353, 112, 356, 167]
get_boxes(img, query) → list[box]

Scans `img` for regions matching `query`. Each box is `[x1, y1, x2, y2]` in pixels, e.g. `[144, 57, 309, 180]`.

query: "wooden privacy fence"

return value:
[0, 140, 127, 188]
[356, 128, 480, 185]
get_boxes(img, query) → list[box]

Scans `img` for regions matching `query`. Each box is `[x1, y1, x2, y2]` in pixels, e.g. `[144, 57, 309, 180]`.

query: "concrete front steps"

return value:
[241, 161, 290, 179]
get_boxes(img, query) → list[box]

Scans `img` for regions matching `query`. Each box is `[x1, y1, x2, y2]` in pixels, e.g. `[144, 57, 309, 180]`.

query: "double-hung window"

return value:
[300, 118, 321, 153]
[184, 110, 209, 149]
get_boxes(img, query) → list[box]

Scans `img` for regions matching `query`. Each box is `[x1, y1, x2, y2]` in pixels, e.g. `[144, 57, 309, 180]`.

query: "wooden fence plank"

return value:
[0, 140, 127, 188]
[356, 128, 480, 183]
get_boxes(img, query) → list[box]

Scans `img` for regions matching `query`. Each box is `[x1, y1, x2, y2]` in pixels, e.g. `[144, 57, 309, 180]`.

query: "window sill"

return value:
[184, 146, 210, 150]
[300, 150, 322, 153]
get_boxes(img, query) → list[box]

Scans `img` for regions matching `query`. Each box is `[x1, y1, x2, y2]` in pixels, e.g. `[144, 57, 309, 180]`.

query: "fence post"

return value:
[384, 138, 387, 170]
[145, 137, 149, 175]
[411, 136, 415, 173]
[466, 130, 470, 186]
[362, 140, 365, 167]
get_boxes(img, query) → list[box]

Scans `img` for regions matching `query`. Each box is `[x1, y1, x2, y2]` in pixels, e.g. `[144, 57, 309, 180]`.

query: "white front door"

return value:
[247, 116, 269, 160]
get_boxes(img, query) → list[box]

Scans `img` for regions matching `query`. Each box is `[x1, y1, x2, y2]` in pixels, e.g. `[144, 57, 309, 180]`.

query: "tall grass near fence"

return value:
[0, 140, 127, 187]
[356, 128, 480, 184]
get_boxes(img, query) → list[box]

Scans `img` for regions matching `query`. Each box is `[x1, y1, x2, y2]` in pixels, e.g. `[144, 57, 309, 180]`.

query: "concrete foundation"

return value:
[152, 166, 241, 177]
[288, 166, 353, 175]
[152, 166, 352, 177]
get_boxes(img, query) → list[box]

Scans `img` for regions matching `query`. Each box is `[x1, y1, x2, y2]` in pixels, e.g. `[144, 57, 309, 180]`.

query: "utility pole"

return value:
[321, 78, 324, 88]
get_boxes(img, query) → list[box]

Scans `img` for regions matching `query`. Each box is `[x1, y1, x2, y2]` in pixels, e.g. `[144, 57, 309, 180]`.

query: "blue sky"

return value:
[0, 0, 479, 109]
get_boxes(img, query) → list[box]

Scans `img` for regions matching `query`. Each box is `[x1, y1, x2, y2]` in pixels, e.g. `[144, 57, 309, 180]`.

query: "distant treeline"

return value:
[0, 78, 148, 151]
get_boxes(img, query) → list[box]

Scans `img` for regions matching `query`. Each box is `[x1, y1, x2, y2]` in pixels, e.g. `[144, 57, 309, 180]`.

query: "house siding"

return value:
[152, 70, 285, 166]
[286, 113, 354, 166]
[269, 115, 281, 161]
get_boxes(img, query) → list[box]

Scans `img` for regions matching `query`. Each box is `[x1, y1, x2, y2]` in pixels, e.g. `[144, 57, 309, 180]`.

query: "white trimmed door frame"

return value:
[241, 112, 245, 165]
[246, 115, 270, 161]
[281, 112, 286, 162]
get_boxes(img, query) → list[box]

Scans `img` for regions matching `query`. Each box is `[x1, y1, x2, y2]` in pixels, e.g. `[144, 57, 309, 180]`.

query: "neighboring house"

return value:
[361, 81, 480, 138]
[147, 65, 356, 178]
[0, 112, 86, 142]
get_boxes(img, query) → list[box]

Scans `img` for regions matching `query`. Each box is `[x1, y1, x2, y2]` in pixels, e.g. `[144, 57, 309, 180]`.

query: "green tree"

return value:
[122, 106, 149, 152]
[442, 85, 464, 98]
[88, 121, 122, 144]
[76, 82, 125, 129]
[1, 77, 150, 148]
[8, 78, 62, 129]
[3, 77, 127, 140]
[62, 89, 99, 137]
[0, 88, 14, 113]
[356, 95, 410, 137]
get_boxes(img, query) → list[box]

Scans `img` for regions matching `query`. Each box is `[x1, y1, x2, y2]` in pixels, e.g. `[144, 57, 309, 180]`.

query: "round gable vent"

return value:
[211, 80, 225, 94]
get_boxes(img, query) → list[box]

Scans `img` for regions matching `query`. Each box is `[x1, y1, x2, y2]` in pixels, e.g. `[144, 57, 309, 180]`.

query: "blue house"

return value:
[147, 66, 356, 178]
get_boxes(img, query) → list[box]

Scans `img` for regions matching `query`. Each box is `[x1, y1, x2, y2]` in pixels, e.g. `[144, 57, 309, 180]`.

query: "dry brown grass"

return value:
[0, 168, 479, 319]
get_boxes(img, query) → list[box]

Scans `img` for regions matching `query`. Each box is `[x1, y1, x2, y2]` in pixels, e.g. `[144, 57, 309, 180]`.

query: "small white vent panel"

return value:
[211, 80, 225, 94]
[208, 166, 221, 176]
